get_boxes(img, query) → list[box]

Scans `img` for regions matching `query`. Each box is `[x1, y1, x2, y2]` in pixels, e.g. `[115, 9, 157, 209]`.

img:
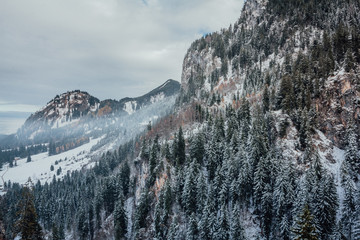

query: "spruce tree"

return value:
[27, 154, 31, 163]
[341, 160, 358, 240]
[292, 204, 318, 240]
[263, 84, 270, 113]
[345, 124, 359, 179]
[186, 213, 198, 240]
[229, 206, 245, 240]
[15, 187, 43, 240]
[114, 197, 127, 240]
[182, 162, 198, 216]
[174, 127, 186, 166]
[198, 204, 211, 240]
[273, 158, 295, 240]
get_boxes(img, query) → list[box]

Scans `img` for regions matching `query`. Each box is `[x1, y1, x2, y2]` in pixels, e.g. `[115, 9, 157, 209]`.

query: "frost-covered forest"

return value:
[1, 0, 360, 239]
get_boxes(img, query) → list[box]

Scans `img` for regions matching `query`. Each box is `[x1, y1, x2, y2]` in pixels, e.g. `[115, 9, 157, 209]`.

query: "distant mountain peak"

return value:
[10, 80, 180, 145]
[26, 90, 100, 131]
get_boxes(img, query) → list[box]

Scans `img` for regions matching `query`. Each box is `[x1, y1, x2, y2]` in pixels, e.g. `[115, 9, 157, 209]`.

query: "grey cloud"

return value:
[0, 0, 243, 109]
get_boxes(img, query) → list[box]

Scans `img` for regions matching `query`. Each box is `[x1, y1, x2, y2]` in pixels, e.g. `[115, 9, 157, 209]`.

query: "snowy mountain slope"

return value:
[23, 90, 100, 135]
[178, 0, 360, 148]
[1, 0, 360, 240]
[0, 94, 177, 188]
[0, 80, 180, 148]
[0, 136, 103, 187]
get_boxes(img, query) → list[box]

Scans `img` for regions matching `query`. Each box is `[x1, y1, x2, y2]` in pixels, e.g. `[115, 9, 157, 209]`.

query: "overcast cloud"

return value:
[0, 0, 243, 115]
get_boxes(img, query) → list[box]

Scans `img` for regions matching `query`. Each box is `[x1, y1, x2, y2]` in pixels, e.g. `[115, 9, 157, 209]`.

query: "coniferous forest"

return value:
[1, 0, 360, 239]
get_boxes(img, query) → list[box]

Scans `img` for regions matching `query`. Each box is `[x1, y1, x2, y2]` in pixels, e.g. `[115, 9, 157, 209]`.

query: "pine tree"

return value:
[182, 162, 198, 216]
[345, 49, 355, 72]
[229, 206, 245, 240]
[198, 204, 211, 240]
[341, 160, 358, 240]
[345, 124, 359, 179]
[306, 151, 338, 238]
[292, 204, 318, 240]
[15, 187, 43, 240]
[140, 138, 149, 161]
[186, 213, 198, 240]
[149, 139, 159, 185]
[154, 182, 171, 240]
[299, 109, 310, 150]
[273, 158, 295, 240]
[174, 127, 186, 166]
[214, 205, 229, 240]
[27, 154, 31, 163]
[322, 31, 334, 76]
[263, 84, 270, 113]
[238, 97, 251, 142]
[114, 197, 127, 240]
[77, 208, 89, 240]
[189, 133, 205, 165]
[51, 225, 60, 240]
[196, 171, 207, 214]
[278, 75, 294, 112]
[134, 189, 150, 231]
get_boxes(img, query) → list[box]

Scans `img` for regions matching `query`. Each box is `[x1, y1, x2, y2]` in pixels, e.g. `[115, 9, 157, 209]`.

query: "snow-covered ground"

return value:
[0, 136, 104, 188]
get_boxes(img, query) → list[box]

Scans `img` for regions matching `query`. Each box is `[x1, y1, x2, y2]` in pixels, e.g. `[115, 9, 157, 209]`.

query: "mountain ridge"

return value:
[0, 79, 180, 148]
[1, 1, 360, 240]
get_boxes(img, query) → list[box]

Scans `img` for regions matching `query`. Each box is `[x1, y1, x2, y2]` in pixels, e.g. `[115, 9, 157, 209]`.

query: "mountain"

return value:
[100, 79, 180, 115]
[24, 90, 100, 135]
[2, 79, 180, 147]
[1, 1, 360, 240]
[178, 0, 360, 148]
[0, 135, 6, 141]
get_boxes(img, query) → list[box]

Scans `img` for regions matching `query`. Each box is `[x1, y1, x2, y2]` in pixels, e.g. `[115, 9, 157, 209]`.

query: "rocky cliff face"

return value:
[316, 70, 360, 147]
[25, 90, 100, 131]
[178, 0, 360, 148]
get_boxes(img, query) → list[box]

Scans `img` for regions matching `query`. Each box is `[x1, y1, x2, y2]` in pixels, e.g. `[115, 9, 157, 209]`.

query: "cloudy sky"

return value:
[0, 0, 243, 134]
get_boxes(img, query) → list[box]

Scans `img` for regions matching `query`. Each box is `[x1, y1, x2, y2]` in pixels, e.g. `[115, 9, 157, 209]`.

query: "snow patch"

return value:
[123, 101, 137, 115]
[150, 92, 165, 104]
[0, 136, 104, 185]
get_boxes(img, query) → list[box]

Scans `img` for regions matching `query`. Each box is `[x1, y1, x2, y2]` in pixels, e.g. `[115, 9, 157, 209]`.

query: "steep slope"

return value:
[178, 0, 360, 147]
[1, 1, 360, 240]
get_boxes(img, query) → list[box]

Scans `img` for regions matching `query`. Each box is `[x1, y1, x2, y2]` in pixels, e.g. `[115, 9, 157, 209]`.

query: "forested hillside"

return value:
[0, 0, 360, 239]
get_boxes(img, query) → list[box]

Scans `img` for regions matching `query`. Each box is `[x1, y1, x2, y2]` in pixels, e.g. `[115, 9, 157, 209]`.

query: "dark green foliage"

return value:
[51, 224, 64, 240]
[341, 160, 358, 240]
[279, 118, 289, 138]
[114, 198, 127, 240]
[262, 84, 270, 113]
[182, 162, 198, 216]
[173, 127, 186, 166]
[277, 75, 295, 112]
[15, 187, 43, 240]
[186, 213, 198, 240]
[134, 189, 151, 230]
[292, 204, 318, 240]
[345, 124, 360, 179]
[77, 208, 89, 240]
[189, 133, 205, 165]
[306, 152, 338, 239]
